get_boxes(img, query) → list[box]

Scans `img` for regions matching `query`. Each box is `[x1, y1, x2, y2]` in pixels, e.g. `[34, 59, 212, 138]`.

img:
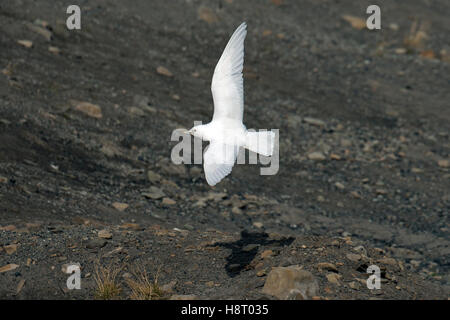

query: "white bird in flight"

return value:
[188, 22, 275, 186]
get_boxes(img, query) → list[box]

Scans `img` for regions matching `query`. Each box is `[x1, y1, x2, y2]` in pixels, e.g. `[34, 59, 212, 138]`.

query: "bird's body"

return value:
[188, 22, 275, 186]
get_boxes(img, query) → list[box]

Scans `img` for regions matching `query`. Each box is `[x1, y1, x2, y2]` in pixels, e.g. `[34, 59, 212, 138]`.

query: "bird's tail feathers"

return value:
[245, 131, 275, 157]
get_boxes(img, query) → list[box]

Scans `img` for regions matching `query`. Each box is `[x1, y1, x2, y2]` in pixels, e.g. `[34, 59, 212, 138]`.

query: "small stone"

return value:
[48, 46, 60, 54]
[142, 186, 165, 200]
[128, 106, 145, 116]
[86, 239, 107, 249]
[74, 101, 102, 119]
[0, 264, 19, 273]
[348, 281, 360, 290]
[350, 191, 361, 199]
[389, 23, 399, 31]
[326, 273, 342, 285]
[303, 117, 325, 127]
[253, 222, 263, 228]
[437, 159, 449, 168]
[317, 262, 338, 273]
[342, 15, 366, 30]
[262, 266, 319, 300]
[3, 244, 18, 254]
[346, 253, 361, 262]
[261, 250, 274, 259]
[308, 152, 326, 161]
[17, 40, 33, 48]
[317, 195, 325, 202]
[0, 176, 8, 183]
[147, 170, 162, 183]
[330, 153, 341, 160]
[377, 257, 397, 266]
[162, 197, 176, 206]
[15, 279, 26, 295]
[335, 182, 345, 190]
[232, 206, 243, 214]
[112, 202, 129, 211]
[156, 66, 173, 77]
[98, 229, 112, 239]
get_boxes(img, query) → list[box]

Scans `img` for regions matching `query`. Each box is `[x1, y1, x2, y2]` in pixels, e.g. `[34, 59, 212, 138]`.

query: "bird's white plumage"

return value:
[191, 22, 274, 186]
[203, 22, 248, 185]
[211, 22, 247, 122]
[203, 142, 238, 186]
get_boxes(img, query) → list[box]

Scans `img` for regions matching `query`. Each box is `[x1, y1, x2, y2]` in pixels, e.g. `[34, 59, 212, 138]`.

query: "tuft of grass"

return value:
[126, 266, 165, 300]
[93, 264, 123, 300]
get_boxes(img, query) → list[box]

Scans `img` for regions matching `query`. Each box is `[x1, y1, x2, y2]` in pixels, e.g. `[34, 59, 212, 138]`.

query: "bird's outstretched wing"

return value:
[211, 22, 247, 122]
[203, 141, 238, 186]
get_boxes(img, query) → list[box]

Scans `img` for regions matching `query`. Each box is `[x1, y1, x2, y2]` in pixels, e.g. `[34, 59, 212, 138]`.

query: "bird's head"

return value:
[187, 125, 208, 140]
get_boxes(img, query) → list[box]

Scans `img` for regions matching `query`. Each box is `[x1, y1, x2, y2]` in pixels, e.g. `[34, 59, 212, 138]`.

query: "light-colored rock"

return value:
[346, 253, 361, 262]
[112, 202, 129, 211]
[0, 264, 19, 273]
[308, 151, 326, 161]
[438, 159, 449, 168]
[253, 222, 263, 228]
[156, 66, 173, 77]
[232, 206, 243, 215]
[377, 257, 398, 266]
[317, 262, 338, 273]
[15, 279, 26, 295]
[48, 46, 60, 54]
[261, 250, 274, 259]
[98, 229, 112, 239]
[17, 40, 33, 48]
[162, 197, 176, 205]
[142, 186, 165, 200]
[342, 15, 366, 30]
[74, 101, 102, 118]
[128, 106, 145, 116]
[303, 117, 325, 127]
[326, 273, 342, 285]
[335, 182, 345, 190]
[147, 170, 162, 183]
[262, 266, 319, 300]
[3, 244, 18, 254]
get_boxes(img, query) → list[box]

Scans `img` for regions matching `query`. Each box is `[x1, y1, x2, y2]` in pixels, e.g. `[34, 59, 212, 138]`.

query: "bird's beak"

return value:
[183, 129, 190, 135]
